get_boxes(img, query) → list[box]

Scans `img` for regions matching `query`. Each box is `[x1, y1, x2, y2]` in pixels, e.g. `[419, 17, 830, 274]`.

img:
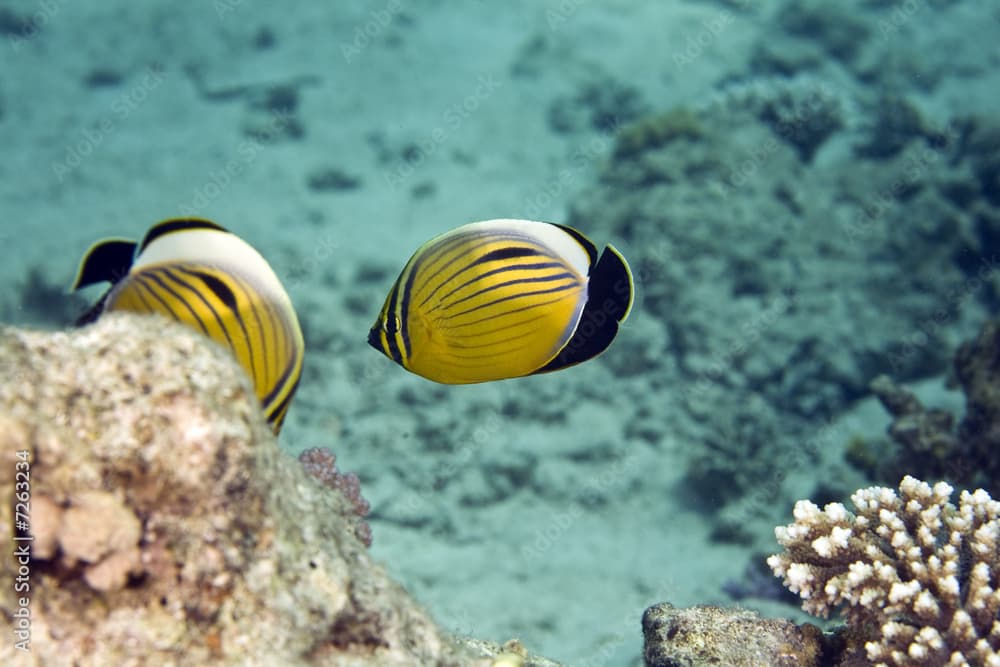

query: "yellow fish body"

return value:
[73, 218, 304, 433]
[368, 219, 633, 383]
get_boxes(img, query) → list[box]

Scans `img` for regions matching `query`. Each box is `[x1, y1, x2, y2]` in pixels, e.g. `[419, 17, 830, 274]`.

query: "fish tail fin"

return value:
[535, 243, 634, 373]
[590, 243, 634, 324]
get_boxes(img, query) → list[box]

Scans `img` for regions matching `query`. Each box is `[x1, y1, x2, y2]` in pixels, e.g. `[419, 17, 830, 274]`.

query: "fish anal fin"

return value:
[74, 288, 112, 326]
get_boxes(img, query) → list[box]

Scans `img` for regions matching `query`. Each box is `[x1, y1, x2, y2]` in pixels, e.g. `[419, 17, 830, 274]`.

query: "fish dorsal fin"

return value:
[549, 222, 598, 268]
[138, 218, 229, 254]
[71, 238, 138, 290]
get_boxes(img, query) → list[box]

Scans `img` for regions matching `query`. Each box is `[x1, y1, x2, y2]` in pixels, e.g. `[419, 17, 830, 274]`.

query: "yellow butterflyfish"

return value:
[73, 218, 304, 433]
[368, 218, 633, 384]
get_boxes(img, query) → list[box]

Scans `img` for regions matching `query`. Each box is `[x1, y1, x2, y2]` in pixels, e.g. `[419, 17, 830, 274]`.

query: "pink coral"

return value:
[298, 447, 372, 547]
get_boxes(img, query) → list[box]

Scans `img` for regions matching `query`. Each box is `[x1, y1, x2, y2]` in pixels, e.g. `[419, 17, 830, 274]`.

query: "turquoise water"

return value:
[3, 1, 998, 663]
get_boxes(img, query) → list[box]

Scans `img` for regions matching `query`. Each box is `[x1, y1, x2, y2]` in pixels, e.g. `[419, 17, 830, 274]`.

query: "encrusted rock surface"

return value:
[642, 602, 825, 667]
[0, 313, 559, 667]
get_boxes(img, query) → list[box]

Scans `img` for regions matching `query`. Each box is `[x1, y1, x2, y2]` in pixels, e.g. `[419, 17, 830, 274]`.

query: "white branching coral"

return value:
[768, 475, 1000, 667]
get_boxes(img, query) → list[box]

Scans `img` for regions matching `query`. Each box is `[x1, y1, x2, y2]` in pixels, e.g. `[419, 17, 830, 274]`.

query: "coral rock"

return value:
[642, 602, 824, 667]
[83, 546, 142, 593]
[0, 313, 557, 666]
[868, 317, 1000, 498]
[57, 490, 141, 565]
[298, 446, 372, 547]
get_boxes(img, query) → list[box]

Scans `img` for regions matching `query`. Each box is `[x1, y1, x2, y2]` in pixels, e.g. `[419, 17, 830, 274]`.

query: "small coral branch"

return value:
[298, 447, 372, 547]
[768, 475, 1000, 666]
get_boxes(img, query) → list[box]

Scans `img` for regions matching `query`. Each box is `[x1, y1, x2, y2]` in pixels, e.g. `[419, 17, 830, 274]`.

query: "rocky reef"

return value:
[0, 314, 559, 667]
[860, 318, 1000, 497]
[642, 602, 824, 667]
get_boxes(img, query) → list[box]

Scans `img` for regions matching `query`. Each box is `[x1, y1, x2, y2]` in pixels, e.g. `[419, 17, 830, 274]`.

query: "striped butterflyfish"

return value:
[368, 219, 634, 384]
[72, 218, 304, 433]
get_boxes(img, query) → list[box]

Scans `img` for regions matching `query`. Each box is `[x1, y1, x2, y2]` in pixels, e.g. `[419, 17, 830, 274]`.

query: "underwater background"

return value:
[3, 0, 999, 664]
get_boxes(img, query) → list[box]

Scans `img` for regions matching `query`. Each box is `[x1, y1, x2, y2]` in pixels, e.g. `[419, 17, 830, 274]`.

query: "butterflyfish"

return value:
[72, 218, 304, 433]
[368, 218, 634, 384]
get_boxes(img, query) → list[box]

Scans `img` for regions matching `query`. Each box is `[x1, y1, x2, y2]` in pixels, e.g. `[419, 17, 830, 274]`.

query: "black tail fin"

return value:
[535, 243, 634, 374]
